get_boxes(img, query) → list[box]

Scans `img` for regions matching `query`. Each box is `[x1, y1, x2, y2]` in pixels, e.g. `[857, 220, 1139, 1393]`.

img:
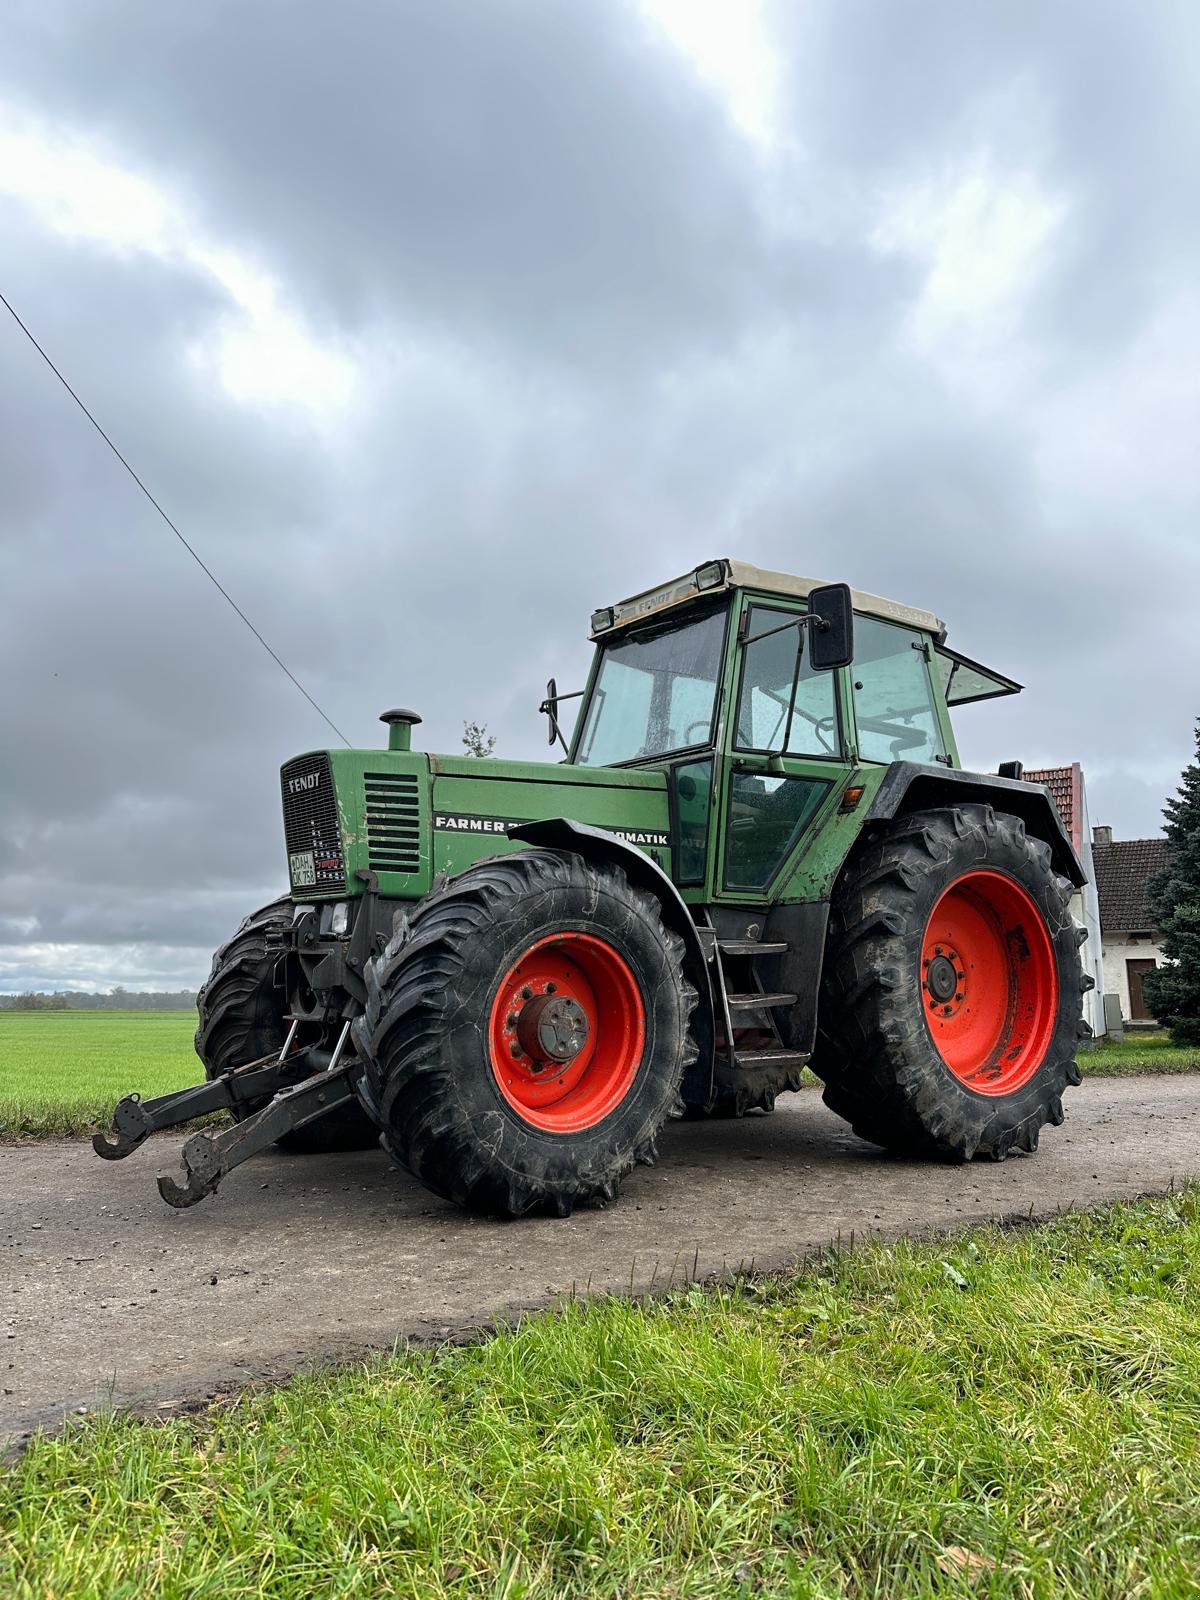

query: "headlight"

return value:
[330, 902, 350, 937]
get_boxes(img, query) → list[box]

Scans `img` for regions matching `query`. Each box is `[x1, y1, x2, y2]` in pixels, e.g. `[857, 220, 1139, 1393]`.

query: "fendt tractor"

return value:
[96, 559, 1092, 1215]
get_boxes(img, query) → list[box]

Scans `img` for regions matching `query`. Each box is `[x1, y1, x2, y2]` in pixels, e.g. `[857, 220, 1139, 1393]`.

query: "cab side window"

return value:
[724, 772, 830, 890]
[851, 617, 946, 764]
[735, 606, 841, 759]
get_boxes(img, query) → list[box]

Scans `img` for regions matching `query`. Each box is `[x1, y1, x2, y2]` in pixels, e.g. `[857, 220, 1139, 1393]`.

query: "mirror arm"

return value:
[538, 686, 585, 756]
[742, 614, 825, 649]
[779, 630, 805, 756]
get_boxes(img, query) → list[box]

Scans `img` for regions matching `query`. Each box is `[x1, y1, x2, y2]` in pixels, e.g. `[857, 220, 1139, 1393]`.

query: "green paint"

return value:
[281, 564, 987, 914]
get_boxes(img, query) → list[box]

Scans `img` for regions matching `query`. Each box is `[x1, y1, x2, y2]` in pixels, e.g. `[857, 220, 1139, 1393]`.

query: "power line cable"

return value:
[0, 289, 351, 746]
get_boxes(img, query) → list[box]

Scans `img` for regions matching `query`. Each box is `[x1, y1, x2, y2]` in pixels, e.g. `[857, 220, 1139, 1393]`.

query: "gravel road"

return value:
[4, 1074, 1199, 1451]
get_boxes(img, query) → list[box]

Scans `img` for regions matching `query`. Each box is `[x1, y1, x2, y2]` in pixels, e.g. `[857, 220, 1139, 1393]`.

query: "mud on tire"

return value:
[354, 847, 698, 1216]
[812, 805, 1091, 1161]
[196, 898, 377, 1153]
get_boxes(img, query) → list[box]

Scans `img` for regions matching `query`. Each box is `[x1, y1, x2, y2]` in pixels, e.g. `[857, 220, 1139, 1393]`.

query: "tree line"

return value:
[0, 988, 198, 1011]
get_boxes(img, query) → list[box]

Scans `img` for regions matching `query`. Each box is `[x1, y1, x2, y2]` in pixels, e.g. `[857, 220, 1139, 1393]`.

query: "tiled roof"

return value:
[1025, 765, 1081, 853]
[1093, 837, 1169, 934]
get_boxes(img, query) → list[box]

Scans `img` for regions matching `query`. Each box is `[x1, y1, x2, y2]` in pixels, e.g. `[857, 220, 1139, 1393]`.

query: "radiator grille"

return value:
[364, 771, 422, 875]
[281, 753, 346, 895]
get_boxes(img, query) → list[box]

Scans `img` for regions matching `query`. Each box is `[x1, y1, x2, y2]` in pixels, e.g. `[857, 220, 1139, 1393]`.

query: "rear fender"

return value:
[507, 818, 715, 1056]
[866, 764, 1087, 887]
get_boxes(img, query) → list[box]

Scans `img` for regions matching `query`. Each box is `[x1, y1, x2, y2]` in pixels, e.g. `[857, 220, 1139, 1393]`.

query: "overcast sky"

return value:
[1, 0, 1197, 992]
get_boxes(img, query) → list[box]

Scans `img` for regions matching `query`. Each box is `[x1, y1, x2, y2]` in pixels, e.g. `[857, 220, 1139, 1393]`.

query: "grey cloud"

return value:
[1, 0, 794, 372]
[0, 0, 1196, 991]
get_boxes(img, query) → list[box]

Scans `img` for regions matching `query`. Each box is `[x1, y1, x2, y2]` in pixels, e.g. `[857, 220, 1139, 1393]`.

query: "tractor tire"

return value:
[812, 805, 1090, 1161]
[680, 1050, 806, 1119]
[196, 898, 377, 1153]
[354, 848, 698, 1215]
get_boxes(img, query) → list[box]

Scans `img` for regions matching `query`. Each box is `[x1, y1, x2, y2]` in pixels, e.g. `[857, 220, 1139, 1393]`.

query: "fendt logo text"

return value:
[287, 773, 320, 795]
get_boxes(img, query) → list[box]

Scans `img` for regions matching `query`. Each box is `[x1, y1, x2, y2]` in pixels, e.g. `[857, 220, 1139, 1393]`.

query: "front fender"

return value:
[866, 764, 1087, 888]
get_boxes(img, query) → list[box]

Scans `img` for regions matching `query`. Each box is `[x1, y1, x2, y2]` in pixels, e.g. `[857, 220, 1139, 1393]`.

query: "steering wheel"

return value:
[856, 715, 929, 754]
[777, 704, 839, 758]
[683, 719, 711, 745]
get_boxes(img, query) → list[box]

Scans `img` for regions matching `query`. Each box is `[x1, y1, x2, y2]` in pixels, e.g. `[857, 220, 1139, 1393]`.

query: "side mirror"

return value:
[808, 583, 854, 672]
[544, 678, 558, 745]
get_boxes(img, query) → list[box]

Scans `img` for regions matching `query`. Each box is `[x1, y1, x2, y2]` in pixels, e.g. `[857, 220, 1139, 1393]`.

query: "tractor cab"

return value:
[556, 558, 1020, 906]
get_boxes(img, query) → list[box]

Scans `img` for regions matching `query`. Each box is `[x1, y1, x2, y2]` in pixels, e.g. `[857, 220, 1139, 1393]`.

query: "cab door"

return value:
[713, 596, 855, 904]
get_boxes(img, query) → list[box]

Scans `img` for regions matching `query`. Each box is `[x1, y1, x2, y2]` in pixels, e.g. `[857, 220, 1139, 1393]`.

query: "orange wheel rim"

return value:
[921, 869, 1058, 1095]
[487, 932, 645, 1132]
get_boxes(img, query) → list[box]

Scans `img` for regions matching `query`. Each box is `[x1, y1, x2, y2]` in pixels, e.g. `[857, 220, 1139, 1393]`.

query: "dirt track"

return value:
[4, 1074, 1199, 1451]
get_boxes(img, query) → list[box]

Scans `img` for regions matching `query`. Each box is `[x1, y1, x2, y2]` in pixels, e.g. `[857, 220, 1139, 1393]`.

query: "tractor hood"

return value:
[280, 748, 670, 902]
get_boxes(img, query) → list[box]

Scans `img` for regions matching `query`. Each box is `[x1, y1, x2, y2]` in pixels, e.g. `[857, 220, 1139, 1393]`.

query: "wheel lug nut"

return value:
[545, 982, 557, 994]
[510, 1042, 523, 1059]
[506, 1013, 518, 1030]
[520, 986, 534, 1001]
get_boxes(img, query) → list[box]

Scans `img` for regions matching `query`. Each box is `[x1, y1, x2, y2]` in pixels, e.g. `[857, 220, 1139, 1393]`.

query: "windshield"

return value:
[574, 605, 727, 766]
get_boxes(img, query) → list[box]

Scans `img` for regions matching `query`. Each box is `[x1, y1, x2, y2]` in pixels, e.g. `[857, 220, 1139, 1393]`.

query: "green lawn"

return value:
[4, 1188, 1200, 1597]
[1083, 1030, 1200, 1076]
[0, 1010, 1197, 1142]
[0, 1010, 201, 1139]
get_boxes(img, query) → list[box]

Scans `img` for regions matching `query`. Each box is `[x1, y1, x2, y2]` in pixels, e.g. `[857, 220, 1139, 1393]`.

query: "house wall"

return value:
[1101, 933, 1167, 1022]
[1073, 782, 1108, 1037]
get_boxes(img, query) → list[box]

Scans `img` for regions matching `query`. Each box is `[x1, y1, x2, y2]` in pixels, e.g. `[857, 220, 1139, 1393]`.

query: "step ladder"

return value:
[699, 919, 812, 1078]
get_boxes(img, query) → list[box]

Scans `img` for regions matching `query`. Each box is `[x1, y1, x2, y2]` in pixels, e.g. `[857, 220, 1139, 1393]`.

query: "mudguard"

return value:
[866, 763, 1087, 888]
[507, 817, 716, 1046]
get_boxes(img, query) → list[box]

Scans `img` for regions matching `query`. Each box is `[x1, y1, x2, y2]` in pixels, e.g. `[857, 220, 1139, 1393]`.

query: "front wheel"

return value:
[812, 805, 1090, 1161]
[354, 848, 698, 1215]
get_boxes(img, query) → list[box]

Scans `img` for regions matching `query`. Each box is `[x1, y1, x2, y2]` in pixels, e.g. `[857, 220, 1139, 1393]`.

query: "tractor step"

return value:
[717, 939, 789, 956]
[726, 991, 797, 1010]
[733, 1048, 811, 1069]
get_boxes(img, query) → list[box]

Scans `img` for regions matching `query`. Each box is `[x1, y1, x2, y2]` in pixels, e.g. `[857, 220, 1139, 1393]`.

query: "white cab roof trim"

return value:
[726, 561, 946, 640]
[598, 558, 946, 641]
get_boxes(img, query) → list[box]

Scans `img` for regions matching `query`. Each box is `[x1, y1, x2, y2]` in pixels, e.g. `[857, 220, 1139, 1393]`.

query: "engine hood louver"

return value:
[364, 771, 421, 875]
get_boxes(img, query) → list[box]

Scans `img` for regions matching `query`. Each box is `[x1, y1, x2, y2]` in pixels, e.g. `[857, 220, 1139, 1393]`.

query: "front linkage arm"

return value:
[93, 1020, 365, 1209]
[156, 1056, 360, 1208]
[92, 1049, 309, 1162]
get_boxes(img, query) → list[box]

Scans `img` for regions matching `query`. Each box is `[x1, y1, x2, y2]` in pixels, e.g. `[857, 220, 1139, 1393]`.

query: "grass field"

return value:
[0, 1010, 201, 1139]
[0, 1010, 1197, 1141]
[3, 1187, 1199, 1597]
[1080, 1029, 1200, 1076]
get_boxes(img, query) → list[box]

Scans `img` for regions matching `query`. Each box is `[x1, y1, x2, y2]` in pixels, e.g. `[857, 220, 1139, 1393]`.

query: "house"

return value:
[1091, 828, 1169, 1025]
[1024, 763, 1107, 1038]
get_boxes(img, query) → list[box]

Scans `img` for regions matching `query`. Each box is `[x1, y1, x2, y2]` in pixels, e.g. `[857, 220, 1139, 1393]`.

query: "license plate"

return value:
[289, 850, 316, 887]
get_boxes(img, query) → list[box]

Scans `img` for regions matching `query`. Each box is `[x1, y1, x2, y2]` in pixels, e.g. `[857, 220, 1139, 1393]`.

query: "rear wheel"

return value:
[812, 805, 1090, 1160]
[354, 848, 697, 1215]
[196, 899, 378, 1153]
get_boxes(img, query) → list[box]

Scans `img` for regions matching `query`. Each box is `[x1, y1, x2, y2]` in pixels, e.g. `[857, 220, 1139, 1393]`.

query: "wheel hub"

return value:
[924, 948, 964, 1011]
[515, 993, 589, 1065]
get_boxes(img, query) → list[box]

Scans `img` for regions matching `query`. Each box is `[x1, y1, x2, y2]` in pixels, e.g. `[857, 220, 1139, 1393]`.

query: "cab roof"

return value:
[591, 557, 947, 642]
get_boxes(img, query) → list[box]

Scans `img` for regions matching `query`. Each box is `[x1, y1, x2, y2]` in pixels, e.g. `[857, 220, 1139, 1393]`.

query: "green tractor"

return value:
[96, 559, 1091, 1215]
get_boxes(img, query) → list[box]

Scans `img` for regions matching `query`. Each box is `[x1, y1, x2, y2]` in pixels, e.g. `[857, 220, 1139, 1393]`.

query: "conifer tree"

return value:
[1144, 719, 1200, 1043]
